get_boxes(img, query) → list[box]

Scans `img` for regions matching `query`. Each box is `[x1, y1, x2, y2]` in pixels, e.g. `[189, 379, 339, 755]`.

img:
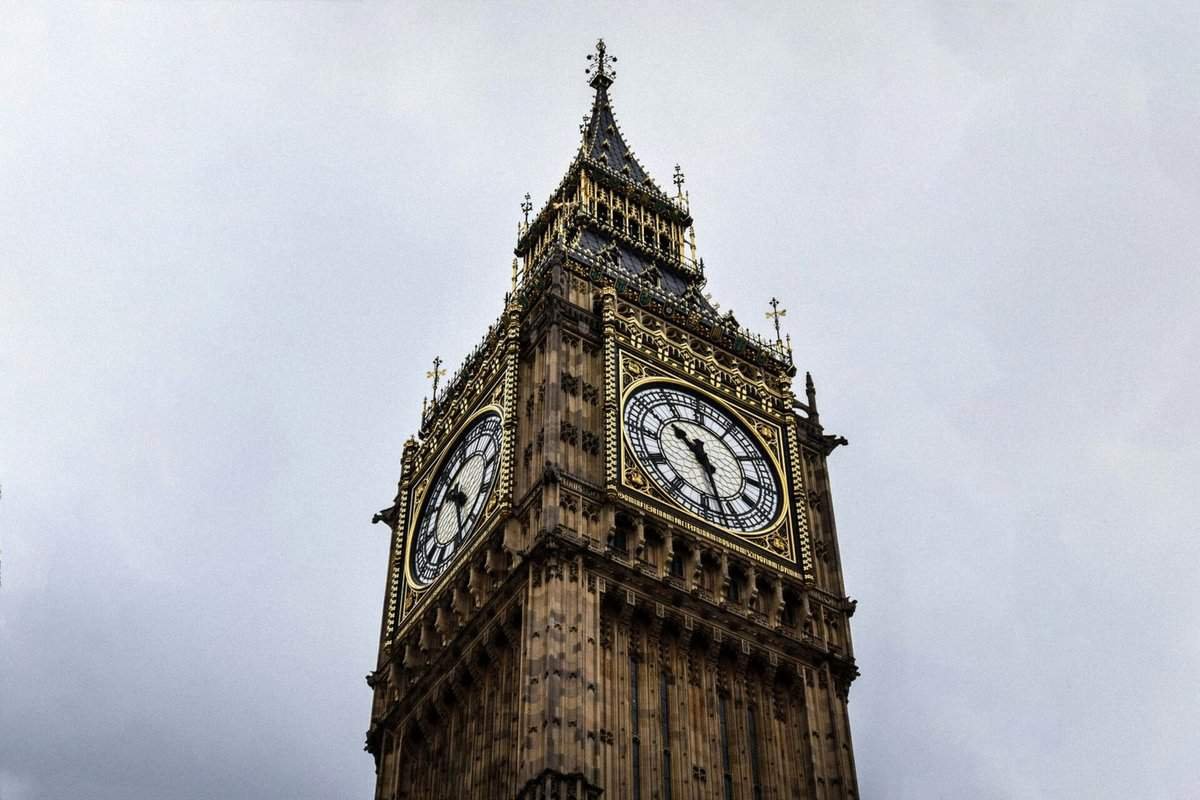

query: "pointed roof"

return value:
[508, 41, 793, 373]
[581, 39, 662, 194]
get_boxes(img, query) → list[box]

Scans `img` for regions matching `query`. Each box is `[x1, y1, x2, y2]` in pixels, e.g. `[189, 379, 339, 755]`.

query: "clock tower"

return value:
[367, 41, 861, 799]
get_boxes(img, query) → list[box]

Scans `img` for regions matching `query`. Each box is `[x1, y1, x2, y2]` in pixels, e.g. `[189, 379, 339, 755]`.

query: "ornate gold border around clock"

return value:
[402, 402, 506, 591]
[383, 442, 416, 642]
[619, 371, 789, 536]
[614, 348, 811, 577]
[604, 292, 794, 412]
[386, 307, 522, 643]
[391, 379, 510, 637]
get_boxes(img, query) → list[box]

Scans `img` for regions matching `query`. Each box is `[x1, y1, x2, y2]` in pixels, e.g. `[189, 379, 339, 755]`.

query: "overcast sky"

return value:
[2, 3, 1198, 799]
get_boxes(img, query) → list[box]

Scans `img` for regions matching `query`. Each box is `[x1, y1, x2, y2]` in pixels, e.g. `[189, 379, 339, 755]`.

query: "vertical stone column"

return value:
[542, 291, 564, 537]
[516, 551, 605, 798]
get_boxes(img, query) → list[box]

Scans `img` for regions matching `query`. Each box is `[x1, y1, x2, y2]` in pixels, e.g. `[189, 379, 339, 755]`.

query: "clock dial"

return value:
[624, 385, 781, 533]
[408, 412, 502, 588]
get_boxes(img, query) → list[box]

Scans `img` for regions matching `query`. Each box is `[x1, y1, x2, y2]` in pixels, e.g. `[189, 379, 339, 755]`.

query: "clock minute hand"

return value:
[692, 440, 721, 496]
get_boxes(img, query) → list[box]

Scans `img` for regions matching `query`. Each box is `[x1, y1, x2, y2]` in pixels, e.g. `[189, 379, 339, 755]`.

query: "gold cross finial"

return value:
[765, 297, 788, 346]
[673, 164, 689, 210]
[425, 356, 446, 398]
[520, 193, 532, 226]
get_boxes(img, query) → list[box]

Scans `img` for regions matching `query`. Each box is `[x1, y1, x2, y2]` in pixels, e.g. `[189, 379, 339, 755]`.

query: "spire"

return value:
[511, 42, 794, 375]
[805, 371, 819, 419]
[580, 39, 656, 189]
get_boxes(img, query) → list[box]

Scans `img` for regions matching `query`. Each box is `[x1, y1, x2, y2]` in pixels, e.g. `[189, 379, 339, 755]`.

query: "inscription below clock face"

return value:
[624, 384, 781, 533]
[409, 412, 502, 588]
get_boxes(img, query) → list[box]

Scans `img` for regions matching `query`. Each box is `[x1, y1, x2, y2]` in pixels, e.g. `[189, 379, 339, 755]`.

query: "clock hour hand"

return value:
[696, 448, 720, 496]
[673, 425, 720, 495]
[673, 425, 716, 472]
[703, 462, 720, 497]
[447, 483, 468, 530]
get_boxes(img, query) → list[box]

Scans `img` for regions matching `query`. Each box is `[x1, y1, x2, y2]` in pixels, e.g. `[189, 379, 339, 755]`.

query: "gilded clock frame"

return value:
[611, 346, 813, 580]
[402, 403, 505, 592]
[383, 308, 521, 643]
[620, 376, 787, 534]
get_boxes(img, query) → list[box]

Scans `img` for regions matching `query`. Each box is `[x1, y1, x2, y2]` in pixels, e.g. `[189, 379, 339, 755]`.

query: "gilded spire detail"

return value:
[765, 297, 787, 346]
[578, 39, 652, 187]
[585, 38, 617, 89]
[426, 356, 446, 399]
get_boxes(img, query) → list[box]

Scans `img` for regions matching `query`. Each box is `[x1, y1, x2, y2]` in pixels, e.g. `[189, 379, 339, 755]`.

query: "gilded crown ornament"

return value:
[585, 38, 616, 87]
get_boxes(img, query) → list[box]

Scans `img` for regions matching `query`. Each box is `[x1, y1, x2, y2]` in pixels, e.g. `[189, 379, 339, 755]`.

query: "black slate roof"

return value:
[575, 228, 711, 311]
[582, 85, 661, 193]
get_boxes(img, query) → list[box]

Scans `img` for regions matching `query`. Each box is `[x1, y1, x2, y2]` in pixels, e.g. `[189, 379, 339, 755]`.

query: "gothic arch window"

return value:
[668, 541, 685, 578]
[611, 511, 634, 554]
[782, 588, 799, 627]
[728, 566, 746, 605]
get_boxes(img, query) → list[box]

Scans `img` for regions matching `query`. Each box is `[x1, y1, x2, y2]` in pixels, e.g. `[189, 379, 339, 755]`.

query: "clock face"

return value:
[408, 412, 502, 588]
[624, 384, 781, 533]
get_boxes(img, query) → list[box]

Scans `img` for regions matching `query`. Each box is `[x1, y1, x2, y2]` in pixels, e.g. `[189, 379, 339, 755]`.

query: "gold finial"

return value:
[585, 38, 617, 88]
[673, 164, 689, 211]
[765, 297, 788, 346]
[520, 193, 532, 226]
[511, 257, 519, 291]
[425, 356, 446, 399]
